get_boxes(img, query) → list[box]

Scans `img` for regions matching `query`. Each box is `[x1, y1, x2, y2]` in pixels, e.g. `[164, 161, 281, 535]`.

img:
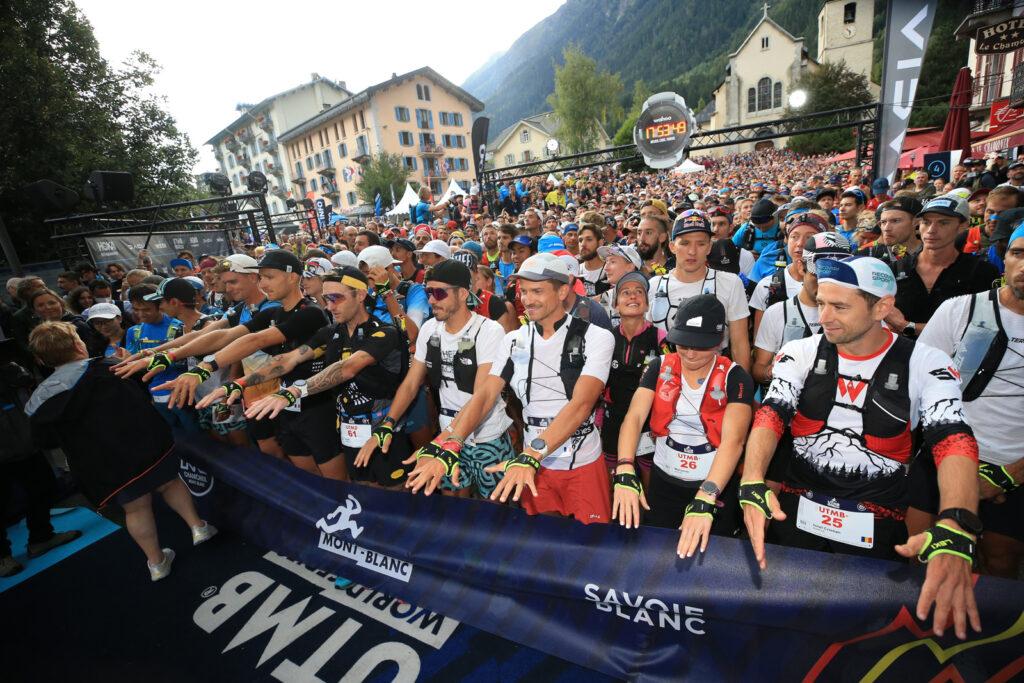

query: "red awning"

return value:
[974, 117, 1024, 155]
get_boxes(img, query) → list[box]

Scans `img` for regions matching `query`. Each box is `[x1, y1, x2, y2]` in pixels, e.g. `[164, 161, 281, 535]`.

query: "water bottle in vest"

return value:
[953, 319, 999, 390]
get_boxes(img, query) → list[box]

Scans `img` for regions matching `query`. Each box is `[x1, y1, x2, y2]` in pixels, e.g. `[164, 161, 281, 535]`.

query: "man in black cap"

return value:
[612, 294, 754, 555]
[391, 238, 424, 284]
[238, 267, 409, 485]
[732, 198, 781, 258]
[146, 250, 334, 471]
[1000, 160, 1024, 189]
[366, 260, 514, 497]
[857, 196, 923, 266]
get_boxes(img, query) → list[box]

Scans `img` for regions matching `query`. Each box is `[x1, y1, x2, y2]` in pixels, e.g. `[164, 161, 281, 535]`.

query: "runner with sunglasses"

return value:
[362, 260, 514, 497]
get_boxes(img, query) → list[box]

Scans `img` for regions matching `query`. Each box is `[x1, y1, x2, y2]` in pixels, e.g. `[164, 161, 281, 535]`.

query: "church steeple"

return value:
[762, 2, 770, 19]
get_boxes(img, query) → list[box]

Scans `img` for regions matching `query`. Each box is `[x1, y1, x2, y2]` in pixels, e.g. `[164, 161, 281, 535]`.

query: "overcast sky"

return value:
[75, 0, 565, 173]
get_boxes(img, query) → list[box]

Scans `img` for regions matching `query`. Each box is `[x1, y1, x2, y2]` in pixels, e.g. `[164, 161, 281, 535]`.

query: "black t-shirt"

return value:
[307, 317, 406, 417]
[244, 298, 331, 397]
[485, 292, 507, 321]
[893, 252, 1000, 324]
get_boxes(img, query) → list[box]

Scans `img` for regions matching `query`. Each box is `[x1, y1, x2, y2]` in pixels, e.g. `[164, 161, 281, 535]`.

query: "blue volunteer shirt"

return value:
[125, 314, 184, 400]
[732, 222, 781, 255]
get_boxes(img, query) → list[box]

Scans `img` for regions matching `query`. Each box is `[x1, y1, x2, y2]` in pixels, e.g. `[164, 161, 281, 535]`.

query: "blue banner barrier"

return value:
[181, 440, 1024, 682]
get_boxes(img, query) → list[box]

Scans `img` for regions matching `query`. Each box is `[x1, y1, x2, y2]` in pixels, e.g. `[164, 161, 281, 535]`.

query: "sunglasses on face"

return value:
[322, 292, 354, 304]
[425, 286, 459, 301]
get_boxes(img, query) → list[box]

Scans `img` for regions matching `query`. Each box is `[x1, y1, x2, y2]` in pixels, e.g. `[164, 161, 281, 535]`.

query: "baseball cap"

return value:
[816, 256, 897, 298]
[917, 195, 970, 221]
[665, 294, 727, 349]
[561, 222, 579, 234]
[871, 178, 890, 195]
[143, 277, 197, 302]
[708, 239, 740, 274]
[1009, 161, 1024, 170]
[1008, 222, 1024, 245]
[842, 187, 867, 204]
[613, 271, 649, 306]
[257, 249, 302, 273]
[184, 275, 205, 290]
[597, 244, 643, 269]
[510, 235, 535, 250]
[334, 265, 369, 290]
[86, 302, 121, 321]
[414, 239, 452, 259]
[876, 195, 924, 221]
[358, 245, 401, 270]
[802, 233, 852, 275]
[330, 250, 358, 268]
[452, 250, 479, 270]
[426, 259, 473, 290]
[988, 208, 1024, 242]
[169, 258, 194, 271]
[220, 254, 259, 273]
[511, 253, 573, 284]
[968, 187, 991, 202]
[671, 210, 712, 238]
[303, 257, 334, 278]
[392, 238, 416, 253]
[538, 234, 567, 253]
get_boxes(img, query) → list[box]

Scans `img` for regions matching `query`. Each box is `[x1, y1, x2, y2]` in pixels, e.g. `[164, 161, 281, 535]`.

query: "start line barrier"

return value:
[180, 439, 1024, 682]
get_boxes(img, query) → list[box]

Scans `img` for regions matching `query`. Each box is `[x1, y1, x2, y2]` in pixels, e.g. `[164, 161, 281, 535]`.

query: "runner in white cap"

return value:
[742, 255, 983, 640]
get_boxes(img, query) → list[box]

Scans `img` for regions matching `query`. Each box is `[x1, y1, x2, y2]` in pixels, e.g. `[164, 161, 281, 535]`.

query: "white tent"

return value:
[671, 159, 706, 175]
[386, 183, 420, 216]
[440, 179, 468, 203]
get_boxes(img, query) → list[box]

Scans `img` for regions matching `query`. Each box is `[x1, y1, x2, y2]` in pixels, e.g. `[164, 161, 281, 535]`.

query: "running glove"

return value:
[372, 422, 393, 450]
[147, 351, 174, 373]
[273, 389, 298, 407]
[979, 462, 1019, 492]
[505, 452, 540, 472]
[414, 441, 460, 477]
[685, 498, 717, 519]
[222, 380, 245, 402]
[739, 481, 777, 519]
[917, 523, 977, 567]
[613, 471, 643, 497]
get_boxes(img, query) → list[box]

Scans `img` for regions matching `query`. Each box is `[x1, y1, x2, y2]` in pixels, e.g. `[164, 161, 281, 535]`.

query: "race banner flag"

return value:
[470, 116, 490, 183]
[181, 440, 1024, 683]
[877, 0, 938, 184]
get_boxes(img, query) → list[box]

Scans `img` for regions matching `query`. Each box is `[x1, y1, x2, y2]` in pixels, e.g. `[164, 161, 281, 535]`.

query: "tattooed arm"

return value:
[195, 344, 320, 408]
[304, 350, 377, 396]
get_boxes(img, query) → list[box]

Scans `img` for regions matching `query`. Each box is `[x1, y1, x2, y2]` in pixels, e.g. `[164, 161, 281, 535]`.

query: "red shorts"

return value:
[521, 456, 611, 524]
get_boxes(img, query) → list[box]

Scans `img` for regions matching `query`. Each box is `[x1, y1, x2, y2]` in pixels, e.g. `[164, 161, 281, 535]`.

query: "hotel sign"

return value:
[976, 18, 1024, 54]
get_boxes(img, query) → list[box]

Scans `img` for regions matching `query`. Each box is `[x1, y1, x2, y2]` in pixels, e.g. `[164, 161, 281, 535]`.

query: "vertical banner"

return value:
[314, 197, 328, 230]
[877, 0, 938, 184]
[470, 116, 490, 183]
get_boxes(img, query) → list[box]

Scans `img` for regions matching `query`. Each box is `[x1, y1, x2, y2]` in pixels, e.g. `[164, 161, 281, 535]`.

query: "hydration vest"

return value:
[519, 316, 590, 402]
[424, 316, 485, 394]
[781, 295, 813, 344]
[651, 268, 717, 329]
[649, 353, 733, 448]
[606, 324, 661, 419]
[791, 335, 915, 462]
[952, 288, 1008, 402]
[765, 260, 790, 308]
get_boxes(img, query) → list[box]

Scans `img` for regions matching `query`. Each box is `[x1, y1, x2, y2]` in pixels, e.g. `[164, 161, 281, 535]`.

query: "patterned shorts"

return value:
[440, 432, 515, 498]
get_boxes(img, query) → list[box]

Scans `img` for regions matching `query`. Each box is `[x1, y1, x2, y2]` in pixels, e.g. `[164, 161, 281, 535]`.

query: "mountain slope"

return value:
[463, 0, 825, 138]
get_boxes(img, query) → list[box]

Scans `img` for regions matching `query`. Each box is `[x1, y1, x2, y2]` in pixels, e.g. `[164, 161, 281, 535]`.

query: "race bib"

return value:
[795, 492, 875, 549]
[439, 411, 454, 433]
[341, 421, 372, 448]
[653, 438, 713, 481]
[637, 431, 655, 457]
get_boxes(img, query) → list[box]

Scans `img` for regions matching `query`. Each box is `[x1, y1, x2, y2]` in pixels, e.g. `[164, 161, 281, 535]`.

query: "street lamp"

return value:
[788, 89, 808, 109]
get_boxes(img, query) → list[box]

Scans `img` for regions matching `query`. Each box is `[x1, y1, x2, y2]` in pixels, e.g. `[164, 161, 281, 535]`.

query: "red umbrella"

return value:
[939, 67, 973, 158]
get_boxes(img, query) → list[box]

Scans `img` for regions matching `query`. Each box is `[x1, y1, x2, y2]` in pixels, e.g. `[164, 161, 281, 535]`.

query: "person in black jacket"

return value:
[24, 321, 216, 582]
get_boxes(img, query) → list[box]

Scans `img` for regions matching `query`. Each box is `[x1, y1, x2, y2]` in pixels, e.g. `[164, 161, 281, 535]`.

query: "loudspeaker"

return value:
[23, 180, 80, 215]
[84, 170, 134, 203]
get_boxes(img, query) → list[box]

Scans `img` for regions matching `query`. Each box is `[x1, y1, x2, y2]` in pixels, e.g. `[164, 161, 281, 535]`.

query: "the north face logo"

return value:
[315, 495, 364, 539]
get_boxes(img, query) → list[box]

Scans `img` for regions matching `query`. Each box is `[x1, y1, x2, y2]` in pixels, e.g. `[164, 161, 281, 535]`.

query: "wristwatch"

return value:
[937, 508, 983, 536]
[202, 354, 220, 372]
[699, 480, 721, 500]
[529, 437, 549, 457]
[291, 379, 309, 399]
[901, 322, 917, 339]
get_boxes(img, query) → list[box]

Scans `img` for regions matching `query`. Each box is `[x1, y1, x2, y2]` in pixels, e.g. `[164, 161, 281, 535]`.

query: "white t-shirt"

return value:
[580, 259, 605, 285]
[918, 293, 1024, 466]
[754, 297, 820, 353]
[415, 314, 511, 445]
[739, 248, 756, 277]
[749, 265, 802, 311]
[765, 331, 968, 496]
[491, 317, 614, 470]
[647, 267, 749, 337]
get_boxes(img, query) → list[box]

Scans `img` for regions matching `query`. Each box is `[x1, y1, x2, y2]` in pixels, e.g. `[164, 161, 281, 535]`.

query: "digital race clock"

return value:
[633, 92, 696, 169]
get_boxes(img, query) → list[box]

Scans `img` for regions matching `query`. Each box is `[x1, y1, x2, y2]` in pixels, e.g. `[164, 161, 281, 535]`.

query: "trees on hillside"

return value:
[0, 0, 198, 262]
[548, 46, 623, 154]
[786, 61, 873, 155]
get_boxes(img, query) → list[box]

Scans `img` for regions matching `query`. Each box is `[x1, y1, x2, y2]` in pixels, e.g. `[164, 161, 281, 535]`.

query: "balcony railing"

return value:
[973, 0, 1014, 13]
[424, 167, 448, 179]
[258, 117, 274, 133]
[419, 143, 444, 156]
[236, 129, 254, 143]
[1011, 62, 1024, 109]
[973, 71, 1007, 107]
